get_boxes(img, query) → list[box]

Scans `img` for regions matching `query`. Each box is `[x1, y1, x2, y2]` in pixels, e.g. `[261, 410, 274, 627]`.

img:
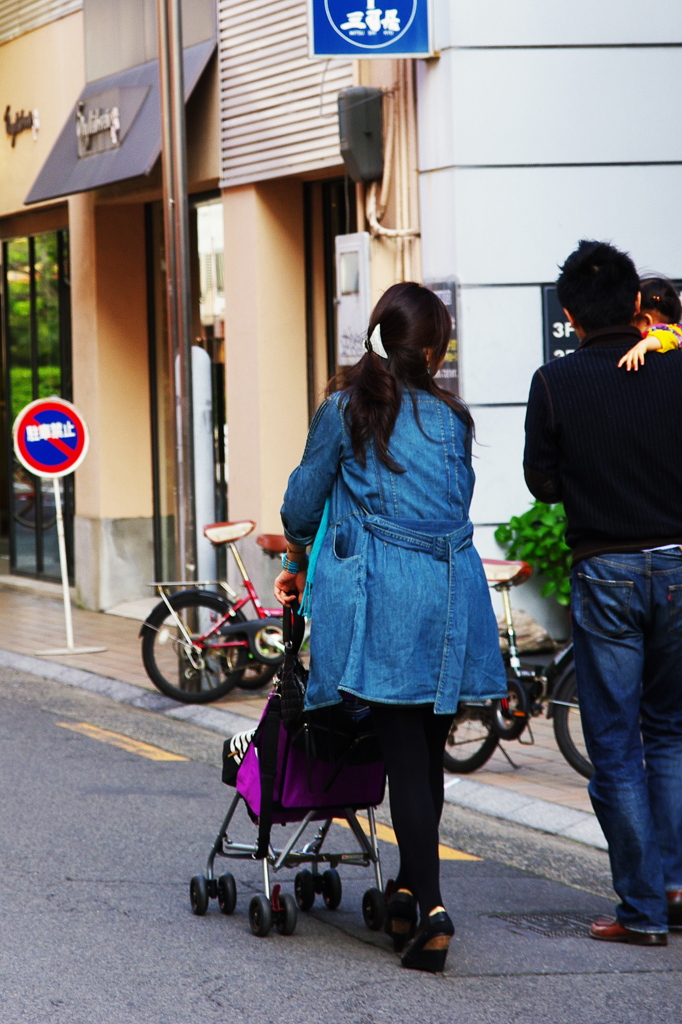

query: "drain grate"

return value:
[487, 911, 596, 938]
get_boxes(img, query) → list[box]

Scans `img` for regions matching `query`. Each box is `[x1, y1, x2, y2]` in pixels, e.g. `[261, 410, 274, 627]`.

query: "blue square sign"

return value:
[309, 0, 432, 57]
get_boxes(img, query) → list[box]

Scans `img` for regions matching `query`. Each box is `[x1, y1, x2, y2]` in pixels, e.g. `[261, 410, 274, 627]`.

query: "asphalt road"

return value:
[0, 666, 680, 1024]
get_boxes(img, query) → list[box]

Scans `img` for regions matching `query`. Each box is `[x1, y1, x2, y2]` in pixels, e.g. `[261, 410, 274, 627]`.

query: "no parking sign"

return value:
[12, 396, 104, 657]
[13, 397, 89, 479]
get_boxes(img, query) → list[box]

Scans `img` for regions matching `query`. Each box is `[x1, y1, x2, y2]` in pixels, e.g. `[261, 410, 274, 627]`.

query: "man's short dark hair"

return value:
[556, 240, 640, 333]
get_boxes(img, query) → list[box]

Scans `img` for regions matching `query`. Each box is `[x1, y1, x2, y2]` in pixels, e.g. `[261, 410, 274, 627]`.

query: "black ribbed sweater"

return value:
[524, 324, 682, 563]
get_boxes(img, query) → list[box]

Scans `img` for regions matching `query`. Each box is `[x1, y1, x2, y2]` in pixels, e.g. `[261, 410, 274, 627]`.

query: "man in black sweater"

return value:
[524, 240, 682, 946]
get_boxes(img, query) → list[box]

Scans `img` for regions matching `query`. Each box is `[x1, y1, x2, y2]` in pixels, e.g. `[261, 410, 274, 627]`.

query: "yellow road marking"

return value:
[57, 722, 188, 762]
[334, 814, 481, 861]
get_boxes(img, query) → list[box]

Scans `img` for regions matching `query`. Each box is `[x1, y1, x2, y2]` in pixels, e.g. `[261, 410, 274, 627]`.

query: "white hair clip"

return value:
[364, 323, 388, 359]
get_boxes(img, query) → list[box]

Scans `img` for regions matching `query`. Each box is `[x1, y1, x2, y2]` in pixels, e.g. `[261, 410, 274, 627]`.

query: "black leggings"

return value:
[369, 703, 453, 920]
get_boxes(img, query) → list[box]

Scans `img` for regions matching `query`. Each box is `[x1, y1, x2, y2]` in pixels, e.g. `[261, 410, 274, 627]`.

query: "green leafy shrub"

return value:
[494, 501, 572, 606]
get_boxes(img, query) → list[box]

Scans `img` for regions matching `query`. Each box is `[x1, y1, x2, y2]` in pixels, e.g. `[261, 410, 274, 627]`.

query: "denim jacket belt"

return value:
[361, 515, 473, 560]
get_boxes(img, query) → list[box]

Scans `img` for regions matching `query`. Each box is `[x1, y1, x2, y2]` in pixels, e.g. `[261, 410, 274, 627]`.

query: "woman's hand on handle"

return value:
[274, 568, 307, 606]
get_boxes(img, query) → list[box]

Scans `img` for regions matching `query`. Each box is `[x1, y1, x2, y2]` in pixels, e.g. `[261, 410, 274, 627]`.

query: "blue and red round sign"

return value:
[13, 397, 89, 478]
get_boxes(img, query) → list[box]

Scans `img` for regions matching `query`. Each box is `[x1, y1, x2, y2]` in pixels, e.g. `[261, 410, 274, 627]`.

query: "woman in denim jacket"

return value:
[275, 282, 505, 972]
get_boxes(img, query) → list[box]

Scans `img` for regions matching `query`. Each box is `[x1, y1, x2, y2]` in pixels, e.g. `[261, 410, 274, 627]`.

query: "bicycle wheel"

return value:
[141, 591, 248, 704]
[552, 668, 594, 780]
[236, 619, 283, 690]
[443, 704, 498, 774]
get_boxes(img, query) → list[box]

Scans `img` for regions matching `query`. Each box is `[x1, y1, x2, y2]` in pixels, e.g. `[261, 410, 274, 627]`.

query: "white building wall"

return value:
[417, 0, 682, 633]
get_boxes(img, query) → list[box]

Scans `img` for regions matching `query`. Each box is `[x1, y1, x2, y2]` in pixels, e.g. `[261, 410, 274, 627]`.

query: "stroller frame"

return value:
[190, 790, 387, 937]
[207, 793, 384, 895]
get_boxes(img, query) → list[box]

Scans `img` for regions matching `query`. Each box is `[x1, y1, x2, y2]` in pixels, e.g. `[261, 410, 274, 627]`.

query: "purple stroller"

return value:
[189, 610, 387, 938]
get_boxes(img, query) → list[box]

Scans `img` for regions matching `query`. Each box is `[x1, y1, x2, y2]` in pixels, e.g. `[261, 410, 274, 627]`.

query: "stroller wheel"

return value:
[275, 893, 298, 936]
[322, 869, 342, 910]
[294, 870, 315, 911]
[217, 873, 237, 915]
[249, 894, 273, 937]
[362, 888, 387, 931]
[190, 875, 209, 916]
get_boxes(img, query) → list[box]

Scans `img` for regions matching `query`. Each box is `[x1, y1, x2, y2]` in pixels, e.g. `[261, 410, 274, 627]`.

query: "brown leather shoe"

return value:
[590, 918, 667, 945]
[667, 890, 682, 928]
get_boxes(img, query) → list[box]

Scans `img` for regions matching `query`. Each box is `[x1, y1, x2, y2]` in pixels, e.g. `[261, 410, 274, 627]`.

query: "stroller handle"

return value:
[283, 601, 305, 653]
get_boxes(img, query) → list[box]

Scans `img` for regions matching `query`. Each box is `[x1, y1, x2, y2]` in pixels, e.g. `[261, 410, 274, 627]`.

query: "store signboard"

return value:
[309, 0, 432, 57]
[75, 86, 149, 159]
[426, 278, 459, 395]
[4, 106, 39, 146]
[542, 286, 577, 363]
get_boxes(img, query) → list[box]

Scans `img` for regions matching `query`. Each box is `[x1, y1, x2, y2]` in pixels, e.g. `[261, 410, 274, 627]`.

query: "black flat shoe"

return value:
[384, 890, 418, 952]
[401, 911, 454, 973]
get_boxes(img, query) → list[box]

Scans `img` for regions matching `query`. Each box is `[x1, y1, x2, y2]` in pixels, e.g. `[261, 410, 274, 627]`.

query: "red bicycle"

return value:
[140, 520, 286, 704]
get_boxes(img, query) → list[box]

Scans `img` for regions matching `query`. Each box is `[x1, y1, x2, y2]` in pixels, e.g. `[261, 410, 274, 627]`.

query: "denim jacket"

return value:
[281, 390, 506, 713]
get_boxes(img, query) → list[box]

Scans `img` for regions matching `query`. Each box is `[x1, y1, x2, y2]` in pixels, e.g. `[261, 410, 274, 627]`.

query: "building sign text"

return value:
[4, 106, 39, 146]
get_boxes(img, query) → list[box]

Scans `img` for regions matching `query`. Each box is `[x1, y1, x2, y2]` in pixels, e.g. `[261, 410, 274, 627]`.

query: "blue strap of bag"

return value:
[299, 497, 330, 619]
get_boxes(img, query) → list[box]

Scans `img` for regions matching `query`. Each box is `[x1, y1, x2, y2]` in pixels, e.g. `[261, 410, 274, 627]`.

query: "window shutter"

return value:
[0, 0, 81, 46]
[219, 0, 353, 187]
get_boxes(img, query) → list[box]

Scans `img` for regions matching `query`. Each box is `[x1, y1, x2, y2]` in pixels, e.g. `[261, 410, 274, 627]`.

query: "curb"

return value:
[0, 646, 607, 852]
[0, 648, 257, 738]
[444, 775, 607, 850]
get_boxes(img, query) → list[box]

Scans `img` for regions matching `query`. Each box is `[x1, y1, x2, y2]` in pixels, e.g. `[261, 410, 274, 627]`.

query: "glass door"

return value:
[1, 230, 73, 581]
[146, 196, 227, 583]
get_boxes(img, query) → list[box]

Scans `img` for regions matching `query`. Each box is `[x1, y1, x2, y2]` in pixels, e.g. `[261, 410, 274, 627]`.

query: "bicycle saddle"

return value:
[256, 534, 287, 555]
[481, 558, 532, 586]
[204, 520, 255, 544]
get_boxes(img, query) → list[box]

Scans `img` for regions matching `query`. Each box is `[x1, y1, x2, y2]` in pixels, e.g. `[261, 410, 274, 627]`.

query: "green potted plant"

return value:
[494, 501, 571, 607]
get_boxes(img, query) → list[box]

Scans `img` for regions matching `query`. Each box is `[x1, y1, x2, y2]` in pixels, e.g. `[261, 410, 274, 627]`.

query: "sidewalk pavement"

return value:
[0, 576, 605, 850]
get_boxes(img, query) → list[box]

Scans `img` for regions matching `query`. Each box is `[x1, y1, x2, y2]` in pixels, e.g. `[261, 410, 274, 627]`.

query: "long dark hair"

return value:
[327, 281, 474, 471]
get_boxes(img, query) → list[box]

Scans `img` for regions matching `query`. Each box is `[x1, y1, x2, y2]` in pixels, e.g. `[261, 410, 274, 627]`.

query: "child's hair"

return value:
[640, 276, 682, 324]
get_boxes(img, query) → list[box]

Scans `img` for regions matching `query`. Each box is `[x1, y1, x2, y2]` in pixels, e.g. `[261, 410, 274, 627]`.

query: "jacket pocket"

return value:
[575, 573, 634, 638]
[668, 585, 682, 637]
[332, 516, 362, 561]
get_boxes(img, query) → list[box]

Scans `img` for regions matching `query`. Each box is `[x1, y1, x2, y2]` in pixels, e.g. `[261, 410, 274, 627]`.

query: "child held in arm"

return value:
[619, 276, 682, 371]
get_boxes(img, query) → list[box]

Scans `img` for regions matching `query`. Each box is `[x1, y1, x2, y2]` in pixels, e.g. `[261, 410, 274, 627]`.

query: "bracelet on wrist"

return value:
[281, 552, 308, 574]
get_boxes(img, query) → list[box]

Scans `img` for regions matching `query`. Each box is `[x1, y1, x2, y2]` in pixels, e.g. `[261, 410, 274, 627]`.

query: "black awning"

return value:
[25, 39, 215, 206]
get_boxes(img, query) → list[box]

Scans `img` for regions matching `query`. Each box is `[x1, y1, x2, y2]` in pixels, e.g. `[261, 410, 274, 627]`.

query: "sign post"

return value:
[12, 397, 106, 656]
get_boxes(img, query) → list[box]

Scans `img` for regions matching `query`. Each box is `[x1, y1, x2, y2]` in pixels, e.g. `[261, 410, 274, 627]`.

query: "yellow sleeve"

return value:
[647, 327, 682, 353]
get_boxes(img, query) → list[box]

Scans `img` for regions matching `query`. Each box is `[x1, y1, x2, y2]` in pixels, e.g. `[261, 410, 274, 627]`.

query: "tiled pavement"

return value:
[0, 577, 268, 723]
[0, 576, 593, 818]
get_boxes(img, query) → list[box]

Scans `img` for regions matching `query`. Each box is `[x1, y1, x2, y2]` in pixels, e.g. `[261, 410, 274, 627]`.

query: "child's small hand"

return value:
[618, 336, 661, 371]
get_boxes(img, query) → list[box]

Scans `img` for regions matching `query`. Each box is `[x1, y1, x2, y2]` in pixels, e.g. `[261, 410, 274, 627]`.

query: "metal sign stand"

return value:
[36, 477, 107, 657]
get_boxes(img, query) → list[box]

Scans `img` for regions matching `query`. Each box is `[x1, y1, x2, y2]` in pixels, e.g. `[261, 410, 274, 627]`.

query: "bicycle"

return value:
[443, 558, 592, 781]
[140, 521, 287, 704]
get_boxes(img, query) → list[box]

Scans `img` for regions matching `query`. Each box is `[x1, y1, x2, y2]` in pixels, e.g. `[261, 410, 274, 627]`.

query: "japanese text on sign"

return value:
[25, 421, 76, 443]
[341, 1, 401, 35]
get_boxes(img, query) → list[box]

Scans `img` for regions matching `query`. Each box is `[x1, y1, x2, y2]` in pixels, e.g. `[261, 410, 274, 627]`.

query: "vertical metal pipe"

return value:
[53, 477, 74, 651]
[156, 0, 197, 583]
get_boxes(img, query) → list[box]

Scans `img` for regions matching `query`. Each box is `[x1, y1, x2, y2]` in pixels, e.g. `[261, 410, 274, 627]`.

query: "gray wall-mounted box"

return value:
[338, 87, 384, 183]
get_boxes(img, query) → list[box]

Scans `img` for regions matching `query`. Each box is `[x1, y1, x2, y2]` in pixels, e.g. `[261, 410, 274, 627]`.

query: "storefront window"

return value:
[1, 230, 72, 581]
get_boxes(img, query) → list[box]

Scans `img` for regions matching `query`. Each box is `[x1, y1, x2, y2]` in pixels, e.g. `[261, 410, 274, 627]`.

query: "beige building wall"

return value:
[70, 192, 154, 610]
[223, 179, 308, 592]
[0, 12, 84, 218]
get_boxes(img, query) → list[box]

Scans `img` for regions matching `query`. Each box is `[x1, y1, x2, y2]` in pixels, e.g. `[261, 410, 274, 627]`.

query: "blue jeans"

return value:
[572, 550, 682, 933]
